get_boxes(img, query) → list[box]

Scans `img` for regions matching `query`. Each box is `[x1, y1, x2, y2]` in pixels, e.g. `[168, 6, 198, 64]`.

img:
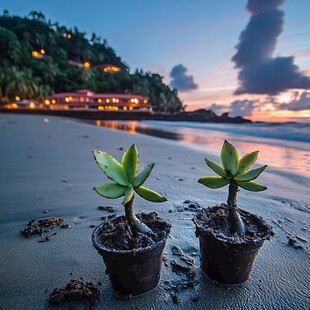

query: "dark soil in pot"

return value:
[92, 212, 171, 295]
[193, 204, 274, 285]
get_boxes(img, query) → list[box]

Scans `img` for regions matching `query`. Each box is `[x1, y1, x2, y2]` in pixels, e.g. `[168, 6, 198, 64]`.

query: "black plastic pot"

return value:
[92, 218, 169, 295]
[193, 205, 273, 285]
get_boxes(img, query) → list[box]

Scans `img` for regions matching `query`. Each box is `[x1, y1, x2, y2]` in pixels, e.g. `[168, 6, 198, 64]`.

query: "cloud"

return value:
[280, 91, 310, 110]
[232, 0, 310, 95]
[246, 0, 284, 14]
[170, 64, 198, 92]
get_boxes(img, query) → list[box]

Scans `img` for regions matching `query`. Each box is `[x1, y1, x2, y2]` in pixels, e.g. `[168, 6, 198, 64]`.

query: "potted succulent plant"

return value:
[193, 140, 274, 285]
[92, 144, 171, 295]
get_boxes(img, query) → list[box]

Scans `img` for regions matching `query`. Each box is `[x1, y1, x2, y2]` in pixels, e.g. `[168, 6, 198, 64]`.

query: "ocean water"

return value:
[88, 120, 310, 174]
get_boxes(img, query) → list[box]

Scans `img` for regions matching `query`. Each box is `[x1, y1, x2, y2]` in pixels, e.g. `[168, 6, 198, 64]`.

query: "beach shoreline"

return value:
[0, 113, 309, 309]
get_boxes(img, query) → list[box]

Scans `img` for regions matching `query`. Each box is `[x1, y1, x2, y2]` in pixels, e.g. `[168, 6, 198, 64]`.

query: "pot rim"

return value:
[193, 204, 273, 245]
[92, 216, 169, 255]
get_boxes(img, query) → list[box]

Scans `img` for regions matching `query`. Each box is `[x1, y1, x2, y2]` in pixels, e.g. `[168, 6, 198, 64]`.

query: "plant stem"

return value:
[124, 195, 152, 234]
[227, 181, 245, 235]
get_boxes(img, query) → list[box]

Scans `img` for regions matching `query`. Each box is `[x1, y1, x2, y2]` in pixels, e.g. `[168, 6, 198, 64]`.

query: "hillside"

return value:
[0, 10, 183, 112]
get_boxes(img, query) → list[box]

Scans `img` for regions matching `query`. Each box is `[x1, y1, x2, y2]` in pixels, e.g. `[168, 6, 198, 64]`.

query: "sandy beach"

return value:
[0, 113, 309, 309]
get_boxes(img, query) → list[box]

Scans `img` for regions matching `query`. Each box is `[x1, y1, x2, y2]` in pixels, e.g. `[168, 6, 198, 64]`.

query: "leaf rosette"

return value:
[198, 140, 267, 192]
[93, 144, 166, 205]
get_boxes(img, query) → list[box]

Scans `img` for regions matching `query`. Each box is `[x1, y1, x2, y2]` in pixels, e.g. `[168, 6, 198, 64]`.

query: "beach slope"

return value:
[0, 114, 309, 309]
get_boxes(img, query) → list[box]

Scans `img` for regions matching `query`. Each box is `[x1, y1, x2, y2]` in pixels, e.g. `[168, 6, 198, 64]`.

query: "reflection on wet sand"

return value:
[84, 120, 310, 174]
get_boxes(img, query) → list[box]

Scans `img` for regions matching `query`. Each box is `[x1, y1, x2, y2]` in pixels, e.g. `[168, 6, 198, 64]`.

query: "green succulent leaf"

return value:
[204, 157, 227, 178]
[236, 181, 267, 192]
[234, 165, 267, 182]
[122, 144, 139, 183]
[221, 140, 239, 175]
[135, 186, 167, 202]
[94, 183, 126, 199]
[198, 176, 230, 189]
[237, 151, 259, 174]
[122, 185, 134, 205]
[133, 163, 154, 188]
[93, 150, 128, 186]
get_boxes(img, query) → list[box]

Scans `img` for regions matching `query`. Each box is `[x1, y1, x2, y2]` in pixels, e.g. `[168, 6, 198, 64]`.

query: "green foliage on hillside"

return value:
[0, 10, 183, 112]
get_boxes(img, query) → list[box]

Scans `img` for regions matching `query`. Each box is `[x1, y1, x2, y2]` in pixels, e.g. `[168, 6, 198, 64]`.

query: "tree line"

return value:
[0, 10, 183, 112]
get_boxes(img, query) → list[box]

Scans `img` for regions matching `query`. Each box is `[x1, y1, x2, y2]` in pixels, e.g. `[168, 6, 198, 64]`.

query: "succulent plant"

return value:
[93, 144, 166, 234]
[198, 140, 267, 235]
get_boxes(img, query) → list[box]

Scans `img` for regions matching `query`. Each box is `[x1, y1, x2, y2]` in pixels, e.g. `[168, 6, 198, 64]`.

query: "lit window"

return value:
[32, 51, 39, 58]
[29, 102, 35, 109]
[129, 106, 133, 110]
[52, 99, 56, 104]
[41, 49, 45, 55]
[98, 99, 102, 103]
[15, 96, 20, 101]
[123, 106, 127, 111]
[84, 62, 90, 68]
[143, 99, 148, 104]
[65, 97, 70, 102]
[67, 34, 72, 39]
[106, 99, 110, 103]
[116, 99, 119, 103]
[45, 100, 50, 105]
[115, 106, 119, 111]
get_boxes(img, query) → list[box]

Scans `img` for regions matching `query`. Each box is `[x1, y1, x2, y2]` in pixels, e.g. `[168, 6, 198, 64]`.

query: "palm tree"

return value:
[6, 67, 27, 99]
[23, 68, 39, 98]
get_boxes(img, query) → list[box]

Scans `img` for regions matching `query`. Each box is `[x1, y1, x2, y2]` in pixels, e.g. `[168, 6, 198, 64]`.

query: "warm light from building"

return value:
[115, 106, 119, 111]
[65, 97, 70, 102]
[131, 98, 139, 104]
[41, 49, 45, 55]
[116, 99, 119, 103]
[106, 99, 110, 103]
[112, 98, 116, 103]
[52, 99, 56, 104]
[84, 62, 90, 68]
[68, 96, 73, 101]
[45, 99, 50, 105]
[67, 34, 72, 39]
[98, 106, 104, 111]
[96, 120, 101, 126]
[129, 106, 133, 110]
[29, 102, 35, 109]
[123, 106, 127, 111]
[143, 99, 148, 104]
[32, 51, 39, 58]
[98, 98, 102, 103]
[15, 96, 20, 101]
[8, 103, 18, 109]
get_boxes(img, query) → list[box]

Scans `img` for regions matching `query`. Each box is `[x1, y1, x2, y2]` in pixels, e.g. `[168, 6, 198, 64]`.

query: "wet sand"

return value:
[0, 114, 309, 309]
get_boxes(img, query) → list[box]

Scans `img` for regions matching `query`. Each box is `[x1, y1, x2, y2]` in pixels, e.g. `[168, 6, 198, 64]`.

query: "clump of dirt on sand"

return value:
[21, 217, 70, 242]
[49, 279, 99, 308]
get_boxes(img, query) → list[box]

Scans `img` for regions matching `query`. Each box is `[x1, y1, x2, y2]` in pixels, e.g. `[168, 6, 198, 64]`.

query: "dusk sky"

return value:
[2, 0, 310, 122]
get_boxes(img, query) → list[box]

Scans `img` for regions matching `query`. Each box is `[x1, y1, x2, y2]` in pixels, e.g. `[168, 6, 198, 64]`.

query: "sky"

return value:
[2, 0, 310, 122]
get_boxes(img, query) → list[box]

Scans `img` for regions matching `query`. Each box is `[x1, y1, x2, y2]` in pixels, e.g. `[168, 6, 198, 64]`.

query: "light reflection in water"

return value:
[87, 120, 310, 174]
